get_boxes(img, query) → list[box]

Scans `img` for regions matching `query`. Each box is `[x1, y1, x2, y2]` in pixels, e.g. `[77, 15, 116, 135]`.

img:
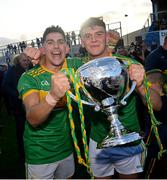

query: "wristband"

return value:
[45, 92, 58, 106]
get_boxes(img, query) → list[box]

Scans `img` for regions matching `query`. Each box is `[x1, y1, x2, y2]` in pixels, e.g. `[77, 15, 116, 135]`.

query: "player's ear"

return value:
[81, 39, 85, 48]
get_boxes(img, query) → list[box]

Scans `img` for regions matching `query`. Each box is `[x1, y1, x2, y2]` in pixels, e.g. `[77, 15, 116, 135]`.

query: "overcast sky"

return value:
[1, 0, 152, 42]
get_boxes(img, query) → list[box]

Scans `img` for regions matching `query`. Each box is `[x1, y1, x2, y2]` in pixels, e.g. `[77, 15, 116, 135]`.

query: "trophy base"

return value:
[97, 132, 142, 148]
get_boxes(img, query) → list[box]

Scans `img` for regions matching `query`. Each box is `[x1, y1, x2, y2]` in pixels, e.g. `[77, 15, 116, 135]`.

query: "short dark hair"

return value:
[42, 25, 66, 43]
[146, 70, 164, 86]
[80, 17, 106, 36]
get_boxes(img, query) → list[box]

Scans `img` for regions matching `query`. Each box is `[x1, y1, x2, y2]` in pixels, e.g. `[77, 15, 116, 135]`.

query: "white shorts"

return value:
[26, 153, 75, 179]
[89, 139, 144, 177]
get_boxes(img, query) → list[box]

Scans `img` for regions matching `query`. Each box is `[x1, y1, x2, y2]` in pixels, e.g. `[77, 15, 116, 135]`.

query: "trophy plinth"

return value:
[70, 56, 142, 148]
[97, 106, 141, 148]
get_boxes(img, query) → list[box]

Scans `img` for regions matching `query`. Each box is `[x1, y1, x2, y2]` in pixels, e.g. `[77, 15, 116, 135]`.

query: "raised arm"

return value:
[23, 47, 43, 65]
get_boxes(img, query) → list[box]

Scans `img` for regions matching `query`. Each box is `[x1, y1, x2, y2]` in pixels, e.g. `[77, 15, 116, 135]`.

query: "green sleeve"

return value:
[17, 73, 38, 99]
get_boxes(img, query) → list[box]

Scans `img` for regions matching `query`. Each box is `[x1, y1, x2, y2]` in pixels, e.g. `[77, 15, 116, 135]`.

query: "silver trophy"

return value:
[69, 56, 142, 148]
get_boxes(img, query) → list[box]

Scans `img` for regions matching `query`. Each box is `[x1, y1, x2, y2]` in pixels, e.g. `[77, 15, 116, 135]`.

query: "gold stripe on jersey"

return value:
[23, 89, 67, 109]
[22, 89, 39, 100]
[27, 67, 46, 77]
[40, 59, 68, 74]
[39, 90, 48, 101]
[23, 89, 48, 102]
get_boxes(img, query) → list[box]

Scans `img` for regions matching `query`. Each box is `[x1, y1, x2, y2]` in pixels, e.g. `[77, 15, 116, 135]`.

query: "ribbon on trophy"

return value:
[64, 68, 94, 179]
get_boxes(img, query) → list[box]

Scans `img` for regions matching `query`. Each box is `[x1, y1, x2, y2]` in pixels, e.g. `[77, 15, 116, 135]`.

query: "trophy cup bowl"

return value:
[70, 56, 142, 148]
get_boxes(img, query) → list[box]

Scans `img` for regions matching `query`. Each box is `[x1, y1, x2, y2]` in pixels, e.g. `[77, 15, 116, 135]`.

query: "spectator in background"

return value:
[71, 31, 76, 45]
[116, 47, 129, 56]
[145, 36, 167, 72]
[31, 40, 35, 47]
[0, 62, 8, 88]
[18, 42, 23, 52]
[2, 53, 32, 167]
[144, 36, 167, 177]
[19, 41, 27, 52]
[5, 50, 11, 65]
[40, 37, 43, 43]
[141, 41, 150, 60]
[36, 37, 41, 48]
[0, 61, 8, 110]
[22, 41, 27, 50]
[79, 46, 87, 57]
[144, 70, 167, 178]
[151, 41, 158, 51]
[7, 44, 13, 53]
[159, 15, 167, 30]
[66, 32, 71, 46]
[129, 45, 144, 64]
[13, 45, 17, 54]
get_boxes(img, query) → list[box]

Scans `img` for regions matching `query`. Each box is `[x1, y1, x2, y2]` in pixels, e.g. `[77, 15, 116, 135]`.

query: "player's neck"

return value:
[89, 49, 111, 60]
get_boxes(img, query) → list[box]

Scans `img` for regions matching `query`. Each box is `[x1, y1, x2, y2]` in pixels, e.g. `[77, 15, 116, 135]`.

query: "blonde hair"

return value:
[11, 53, 29, 66]
[11, 54, 20, 66]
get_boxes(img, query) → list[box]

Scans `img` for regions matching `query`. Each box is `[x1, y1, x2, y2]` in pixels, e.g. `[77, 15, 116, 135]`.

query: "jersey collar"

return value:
[40, 57, 67, 74]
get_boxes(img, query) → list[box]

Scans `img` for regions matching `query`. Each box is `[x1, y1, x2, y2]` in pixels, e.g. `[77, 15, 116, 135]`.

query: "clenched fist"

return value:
[49, 72, 70, 101]
[23, 47, 43, 65]
[128, 64, 145, 88]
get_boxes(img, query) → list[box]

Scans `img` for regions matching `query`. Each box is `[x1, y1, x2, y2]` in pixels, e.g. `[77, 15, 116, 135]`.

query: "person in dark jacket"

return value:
[3, 53, 32, 165]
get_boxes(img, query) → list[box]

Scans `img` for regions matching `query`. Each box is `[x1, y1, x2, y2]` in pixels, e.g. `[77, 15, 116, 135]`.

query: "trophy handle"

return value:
[62, 68, 101, 111]
[67, 90, 94, 106]
[120, 81, 136, 105]
[67, 81, 101, 111]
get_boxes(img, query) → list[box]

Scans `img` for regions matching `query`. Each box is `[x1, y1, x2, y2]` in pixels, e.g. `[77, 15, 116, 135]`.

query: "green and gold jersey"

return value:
[17, 58, 83, 164]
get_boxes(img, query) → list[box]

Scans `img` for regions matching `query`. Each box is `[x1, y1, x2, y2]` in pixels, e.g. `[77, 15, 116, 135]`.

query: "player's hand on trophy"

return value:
[50, 72, 70, 101]
[23, 47, 43, 66]
[128, 64, 145, 88]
